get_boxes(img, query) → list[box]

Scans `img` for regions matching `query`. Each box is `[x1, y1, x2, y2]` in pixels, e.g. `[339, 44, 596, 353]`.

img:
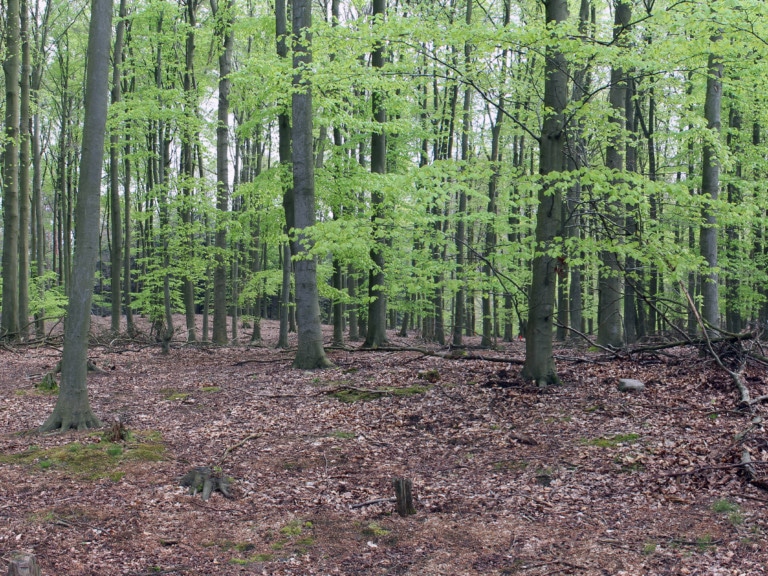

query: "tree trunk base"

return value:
[39, 405, 102, 432]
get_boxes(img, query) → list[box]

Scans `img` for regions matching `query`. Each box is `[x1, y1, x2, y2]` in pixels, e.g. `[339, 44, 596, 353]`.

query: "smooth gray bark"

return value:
[18, 0, 31, 340]
[109, 0, 127, 334]
[212, 0, 234, 345]
[181, 0, 199, 342]
[291, 0, 331, 369]
[40, 0, 112, 431]
[597, 0, 631, 348]
[276, 0, 292, 349]
[521, 0, 568, 386]
[700, 44, 723, 331]
[2, 0, 21, 340]
[363, 0, 389, 349]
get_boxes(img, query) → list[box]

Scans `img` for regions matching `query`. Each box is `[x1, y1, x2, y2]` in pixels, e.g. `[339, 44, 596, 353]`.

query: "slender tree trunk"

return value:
[700, 42, 723, 331]
[597, 0, 631, 348]
[521, 0, 568, 386]
[452, 0, 473, 347]
[624, 76, 642, 343]
[30, 0, 50, 339]
[109, 0, 127, 334]
[212, 0, 234, 345]
[347, 266, 359, 341]
[363, 0, 389, 349]
[2, 0, 21, 340]
[725, 106, 743, 333]
[291, 0, 331, 368]
[330, 0, 345, 349]
[40, 0, 112, 431]
[123, 128, 135, 337]
[276, 0, 293, 350]
[18, 0, 32, 340]
[181, 0, 199, 342]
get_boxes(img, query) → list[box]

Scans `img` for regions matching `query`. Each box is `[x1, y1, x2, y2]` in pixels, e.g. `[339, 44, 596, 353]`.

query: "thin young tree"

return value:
[40, 0, 113, 432]
[109, 0, 127, 334]
[2, 0, 21, 341]
[700, 35, 723, 331]
[276, 0, 292, 350]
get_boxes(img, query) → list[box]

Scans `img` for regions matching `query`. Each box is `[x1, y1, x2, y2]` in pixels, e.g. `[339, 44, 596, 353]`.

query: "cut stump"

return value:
[7, 552, 41, 576]
[393, 477, 416, 516]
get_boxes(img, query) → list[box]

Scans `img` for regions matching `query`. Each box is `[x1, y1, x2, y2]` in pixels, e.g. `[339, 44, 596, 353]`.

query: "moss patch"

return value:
[0, 432, 164, 479]
[583, 433, 640, 448]
[330, 385, 429, 403]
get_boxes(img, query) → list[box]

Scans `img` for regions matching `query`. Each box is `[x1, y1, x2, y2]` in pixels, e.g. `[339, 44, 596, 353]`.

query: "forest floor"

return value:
[1, 316, 768, 575]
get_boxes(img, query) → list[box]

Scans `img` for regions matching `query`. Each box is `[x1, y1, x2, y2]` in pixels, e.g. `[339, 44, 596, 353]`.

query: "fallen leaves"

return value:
[0, 316, 767, 575]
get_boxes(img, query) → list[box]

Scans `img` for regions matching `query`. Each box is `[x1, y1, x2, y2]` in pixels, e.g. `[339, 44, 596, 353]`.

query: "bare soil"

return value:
[1, 316, 767, 575]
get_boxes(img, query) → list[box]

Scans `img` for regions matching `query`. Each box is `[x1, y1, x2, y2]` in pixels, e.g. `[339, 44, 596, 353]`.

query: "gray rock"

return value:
[618, 378, 645, 392]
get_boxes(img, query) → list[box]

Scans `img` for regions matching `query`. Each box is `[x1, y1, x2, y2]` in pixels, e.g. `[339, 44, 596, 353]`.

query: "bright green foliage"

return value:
[5, 0, 768, 361]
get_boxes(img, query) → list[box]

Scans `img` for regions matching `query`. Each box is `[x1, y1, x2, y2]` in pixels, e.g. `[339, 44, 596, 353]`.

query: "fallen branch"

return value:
[741, 449, 768, 491]
[679, 281, 752, 407]
[347, 344, 526, 365]
[218, 433, 261, 465]
[664, 460, 768, 478]
[350, 497, 396, 509]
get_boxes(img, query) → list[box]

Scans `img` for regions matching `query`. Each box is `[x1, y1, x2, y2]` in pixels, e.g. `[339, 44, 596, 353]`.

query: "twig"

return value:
[218, 433, 261, 465]
[554, 322, 625, 359]
[678, 280, 752, 407]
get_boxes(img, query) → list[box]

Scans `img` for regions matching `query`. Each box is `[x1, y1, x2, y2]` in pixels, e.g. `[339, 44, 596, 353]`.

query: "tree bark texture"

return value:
[700, 45, 723, 331]
[40, 0, 112, 431]
[109, 0, 127, 334]
[291, 0, 331, 369]
[597, 0, 631, 348]
[212, 0, 234, 345]
[2, 0, 21, 340]
[521, 0, 568, 386]
[364, 0, 389, 349]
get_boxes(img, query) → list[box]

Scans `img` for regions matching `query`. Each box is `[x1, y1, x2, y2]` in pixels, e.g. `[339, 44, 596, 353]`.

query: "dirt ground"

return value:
[1, 316, 767, 575]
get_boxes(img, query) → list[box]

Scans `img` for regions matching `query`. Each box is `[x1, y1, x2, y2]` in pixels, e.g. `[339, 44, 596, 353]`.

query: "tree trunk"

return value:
[363, 0, 389, 349]
[700, 43, 723, 331]
[181, 0, 199, 342]
[452, 0, 473, 347]
[123, 127, 135, 337]
[212, 0, 234, 345]
[521, 0, 568, 386]
[597, 0, 631, 348]
[2, 0, 21, 340]
[291, 0, 331, 369]
[40, 0, 112, 431]
[347, 266, 359, 341]
[109, 0, 127, 335]
[276, 0, 293, 350]
[18, 0, 32, 340]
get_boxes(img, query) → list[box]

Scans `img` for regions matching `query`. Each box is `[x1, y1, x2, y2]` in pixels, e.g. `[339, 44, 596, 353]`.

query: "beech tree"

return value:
[40, 0, 112, 432]
[291, 0, 332, 369]
[2, 0, 21, 341]
[521, 0, 568, 386]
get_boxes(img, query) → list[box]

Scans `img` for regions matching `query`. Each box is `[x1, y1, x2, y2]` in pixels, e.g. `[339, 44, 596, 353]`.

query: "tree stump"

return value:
[392, 477, 415, 516]
[7, 552, 41, 576]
